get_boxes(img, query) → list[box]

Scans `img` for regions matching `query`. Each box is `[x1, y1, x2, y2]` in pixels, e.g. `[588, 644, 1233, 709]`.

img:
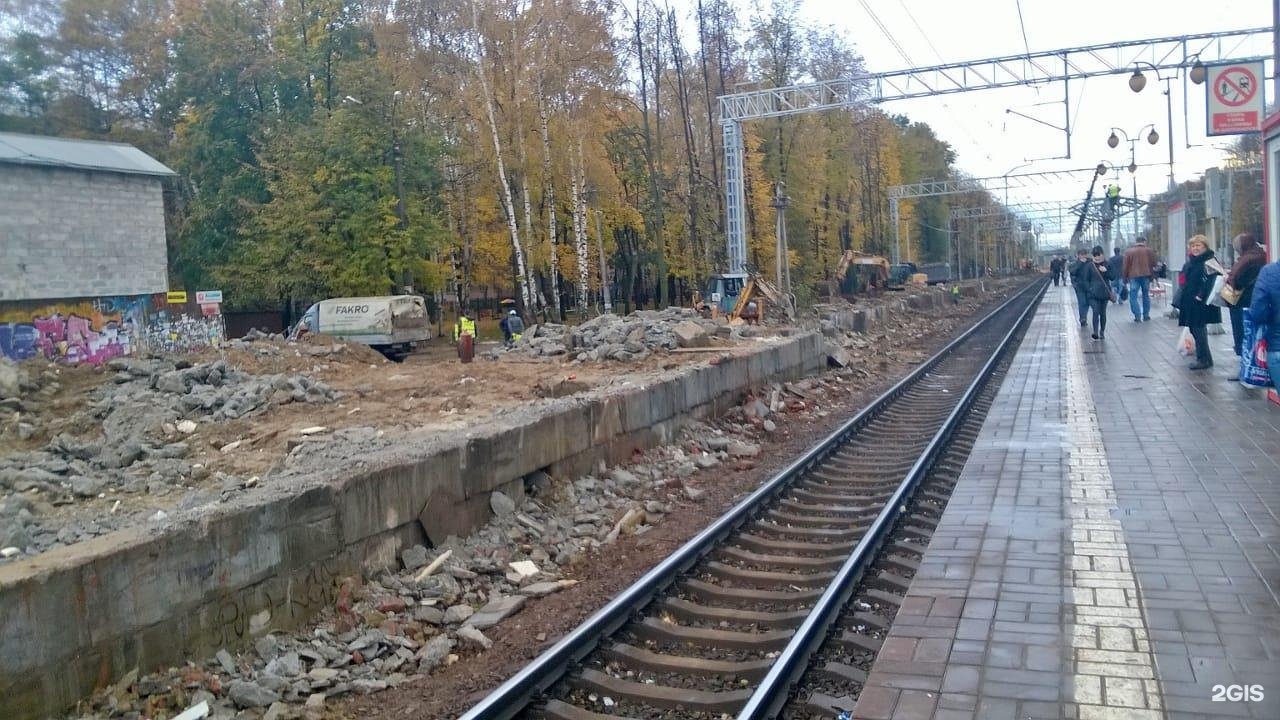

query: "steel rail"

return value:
[736, 278, 1048, 719]
[458, 279, 1047, 720]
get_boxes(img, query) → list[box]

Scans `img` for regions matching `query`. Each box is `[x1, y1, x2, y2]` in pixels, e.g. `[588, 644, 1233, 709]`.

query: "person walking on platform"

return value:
[1085, 246, 1116, 340]
[1247, 256, 1280, 390]
[1177, 235, 1226, 370]
[1069, 249, 1091, 327]
[1106, 247, 1125, 302]
[1050, 256, 1063, 286]
[1122, 236, 1158, 322]
[1224, 233, 1267, 360]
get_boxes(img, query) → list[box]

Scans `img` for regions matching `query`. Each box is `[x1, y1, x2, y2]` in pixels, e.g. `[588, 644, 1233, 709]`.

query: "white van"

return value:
[295, 295, 429, 360]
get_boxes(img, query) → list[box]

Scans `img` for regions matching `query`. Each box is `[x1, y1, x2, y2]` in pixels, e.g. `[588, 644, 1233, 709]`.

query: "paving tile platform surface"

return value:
[852, 285, 1280, 720]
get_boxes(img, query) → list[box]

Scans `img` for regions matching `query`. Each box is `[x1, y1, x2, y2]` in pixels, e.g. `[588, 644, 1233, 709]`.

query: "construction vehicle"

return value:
[832, 250, 897, 296]
[694, 273, 792, 323]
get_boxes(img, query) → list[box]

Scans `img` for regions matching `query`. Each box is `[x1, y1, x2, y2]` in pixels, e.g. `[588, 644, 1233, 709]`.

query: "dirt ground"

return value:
[332, 281, 1028, 720]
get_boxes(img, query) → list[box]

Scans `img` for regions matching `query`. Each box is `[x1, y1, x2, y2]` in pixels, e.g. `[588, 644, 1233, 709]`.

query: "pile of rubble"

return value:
[0, 357, 339, 560]
[515, 308, 731, 362]
[66, 389, 823, 719]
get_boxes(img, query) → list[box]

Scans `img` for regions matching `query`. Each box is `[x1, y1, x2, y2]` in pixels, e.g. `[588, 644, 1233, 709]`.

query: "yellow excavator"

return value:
[693, 273, 792, 323]
[831, 250, 893, 296]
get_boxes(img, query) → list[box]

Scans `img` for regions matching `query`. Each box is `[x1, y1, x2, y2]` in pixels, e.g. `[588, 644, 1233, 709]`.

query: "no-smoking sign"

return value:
[1207, 61, 1264, 136]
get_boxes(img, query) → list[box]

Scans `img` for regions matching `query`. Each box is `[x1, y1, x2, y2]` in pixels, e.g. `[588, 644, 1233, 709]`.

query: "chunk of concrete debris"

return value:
[305, 693, 326, 710]
[219, 440, 243, 453]
[227, 679, 280, 708]
[171, 700, 211, 720]
[684, 486, 706, 501]
[489, 490, 516, 518]
[0, 547, 19, 559]
[417, 635, 454, 673]
[672, 320, 711, 348]
[401, 544, 429, 571]
[352, 678, 388, 694]
[466, 594, 527, 630]
[215, 649, 237, 674]
[297, 426, 328, 435]
[457, 625, 493, 650]
[519, 579, 578, 597]
[694, 454, 720, 469]
[507, 560, 540, 579]
[176, 420, 198, 435]
[442, 604, 474, 625]
[727, 440, 760, 457]
[827, 346, 853, 368]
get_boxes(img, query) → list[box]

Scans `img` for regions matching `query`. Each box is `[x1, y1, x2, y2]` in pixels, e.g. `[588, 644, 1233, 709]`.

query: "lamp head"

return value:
[1128, 69, 1147, 93]
[1146, 128, 1159, 145]
[1107, 132, 1120, 149]
[1189, 59, 1206, 85]
[1128, 162, 1137, 174]
[1096, 163, 1108, 177]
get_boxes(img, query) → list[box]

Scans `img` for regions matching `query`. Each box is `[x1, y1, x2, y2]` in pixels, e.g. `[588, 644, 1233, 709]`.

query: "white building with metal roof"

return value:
[0, 131, 175, 302]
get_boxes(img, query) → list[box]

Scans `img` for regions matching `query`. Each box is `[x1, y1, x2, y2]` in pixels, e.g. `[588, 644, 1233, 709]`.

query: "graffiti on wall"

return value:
[0, 295, 149, 365]
[0, 295, 225, 365]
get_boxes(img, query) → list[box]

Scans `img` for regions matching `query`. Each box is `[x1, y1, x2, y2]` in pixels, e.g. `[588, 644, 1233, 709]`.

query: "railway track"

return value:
[460, 279, 1047, 720]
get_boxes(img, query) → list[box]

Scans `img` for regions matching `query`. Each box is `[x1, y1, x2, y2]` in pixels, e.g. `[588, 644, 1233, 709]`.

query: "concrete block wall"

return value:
[820, 281, 990, 333]
[0, 332, 825, 720]
[0, 165, 168, 301]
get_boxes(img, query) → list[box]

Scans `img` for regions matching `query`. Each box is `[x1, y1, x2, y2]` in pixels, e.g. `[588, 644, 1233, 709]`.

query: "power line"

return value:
[1014, 0, 1032, 58]
[866, 0, 990, 161]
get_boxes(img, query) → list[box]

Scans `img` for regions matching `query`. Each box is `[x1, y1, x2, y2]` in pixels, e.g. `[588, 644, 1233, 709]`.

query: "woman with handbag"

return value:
[1086, 246, 1116, 340]
[1179, 235, 1226, 370]
[1224, 233, 1267, 362]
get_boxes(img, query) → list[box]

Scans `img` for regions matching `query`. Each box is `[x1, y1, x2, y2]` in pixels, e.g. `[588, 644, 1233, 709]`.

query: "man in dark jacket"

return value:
[1106, 247, 1125, 302]
[1225, 233, 1267, 358]
[1122, 237, 1158, 322]
[1068, 249, 1091, 326]
[1247, 257, 1280, 389]
[1050, 256, 1063, 286]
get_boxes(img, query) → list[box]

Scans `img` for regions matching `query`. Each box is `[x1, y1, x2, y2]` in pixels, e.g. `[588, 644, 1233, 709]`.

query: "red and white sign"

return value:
[1207, 62, 1264, 136]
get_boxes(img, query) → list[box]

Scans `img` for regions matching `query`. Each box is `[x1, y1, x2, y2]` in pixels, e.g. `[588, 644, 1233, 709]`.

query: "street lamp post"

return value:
[1001, 163, 1032, 271]
[1126, 59, 1206, 190]
[1106, 125, 1157, 244]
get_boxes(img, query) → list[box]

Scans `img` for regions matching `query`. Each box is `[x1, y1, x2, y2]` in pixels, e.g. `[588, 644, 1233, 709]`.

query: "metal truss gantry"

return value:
[716, 27, 1272, 272]
[950, 201, 1067, 234]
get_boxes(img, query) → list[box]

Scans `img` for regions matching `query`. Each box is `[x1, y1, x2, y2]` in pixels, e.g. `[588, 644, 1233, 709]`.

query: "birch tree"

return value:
[472, 0, 532, 312]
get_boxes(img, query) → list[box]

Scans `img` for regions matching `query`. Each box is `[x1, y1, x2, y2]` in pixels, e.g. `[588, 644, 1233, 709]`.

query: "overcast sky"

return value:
[690, 0, 1275, 245]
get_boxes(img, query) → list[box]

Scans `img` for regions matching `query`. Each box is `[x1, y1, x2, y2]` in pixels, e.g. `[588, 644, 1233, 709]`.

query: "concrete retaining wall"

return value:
[0, 332, 825, 720]
[819, 281, 991, 333]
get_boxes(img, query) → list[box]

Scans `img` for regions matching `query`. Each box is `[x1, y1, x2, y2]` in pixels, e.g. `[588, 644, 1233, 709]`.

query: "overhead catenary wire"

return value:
[1014, 0, 1032, 58]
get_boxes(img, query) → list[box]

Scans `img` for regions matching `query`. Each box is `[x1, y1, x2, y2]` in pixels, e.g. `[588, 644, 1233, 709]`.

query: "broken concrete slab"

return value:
[465, 594, 527, 630]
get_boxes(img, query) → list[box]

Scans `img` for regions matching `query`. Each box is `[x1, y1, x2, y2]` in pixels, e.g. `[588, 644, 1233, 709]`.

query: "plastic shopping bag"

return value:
[1207, 275, 1229, 307]
[1176, 327, 1195, 356]
[1240, 318, 1272, 388]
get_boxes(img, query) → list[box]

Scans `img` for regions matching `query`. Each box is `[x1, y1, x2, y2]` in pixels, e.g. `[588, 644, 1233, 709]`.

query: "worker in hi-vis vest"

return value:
[453, 310, 476, 343]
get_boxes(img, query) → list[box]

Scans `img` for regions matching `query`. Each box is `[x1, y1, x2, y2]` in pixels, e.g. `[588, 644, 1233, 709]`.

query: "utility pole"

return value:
[772, 181, 791, 297]
[391, 91, 407, 230]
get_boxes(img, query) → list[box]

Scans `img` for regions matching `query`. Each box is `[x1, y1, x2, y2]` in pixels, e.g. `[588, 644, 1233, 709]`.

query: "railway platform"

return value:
[852, 285, 1280, 720]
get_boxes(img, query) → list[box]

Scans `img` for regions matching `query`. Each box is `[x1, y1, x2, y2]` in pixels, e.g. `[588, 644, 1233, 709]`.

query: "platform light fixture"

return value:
[1128, 69, 1147, 93]
[1189, 57, 1207, 85]
[1107, 132, 1120, 149]
[1146, 128, 1159, 145]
